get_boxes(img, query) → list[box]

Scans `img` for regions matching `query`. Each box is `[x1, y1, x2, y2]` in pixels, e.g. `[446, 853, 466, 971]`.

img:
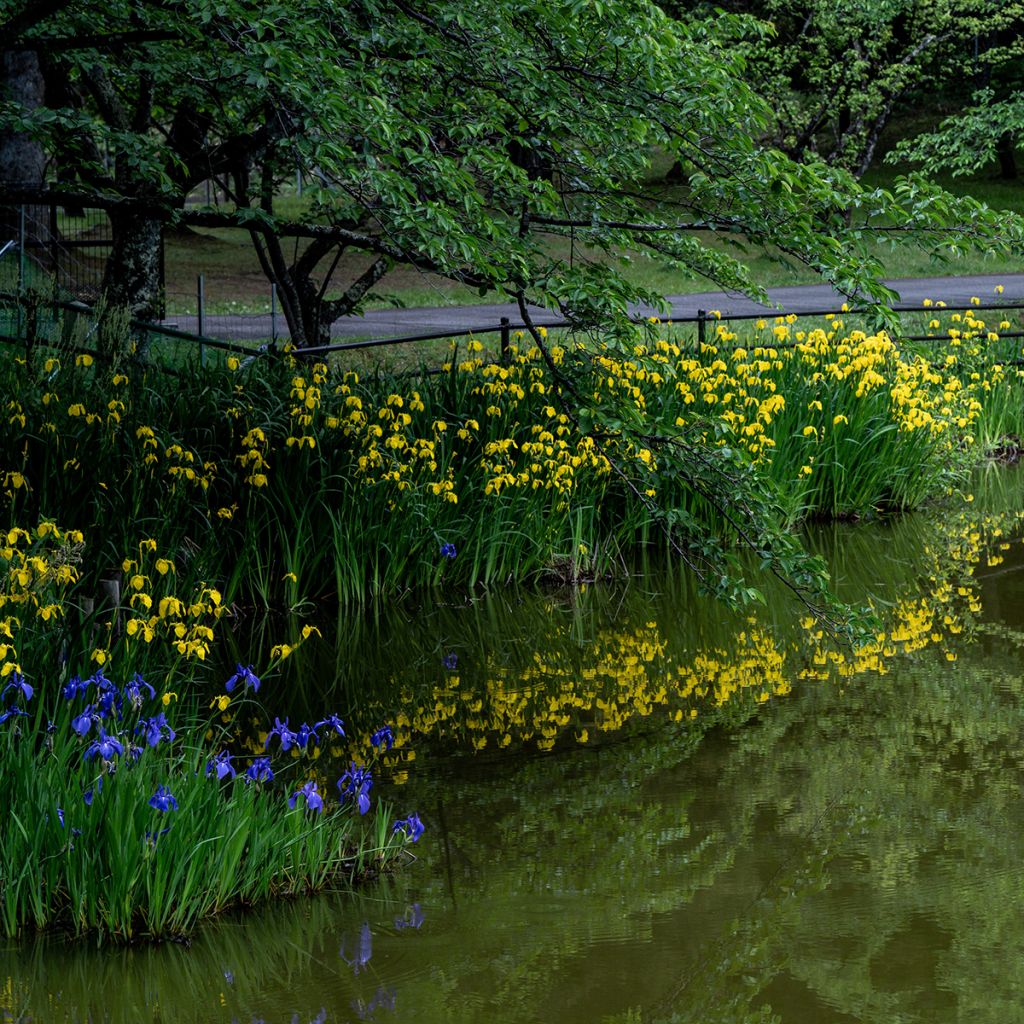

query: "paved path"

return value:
[163, 273, 1024, 343]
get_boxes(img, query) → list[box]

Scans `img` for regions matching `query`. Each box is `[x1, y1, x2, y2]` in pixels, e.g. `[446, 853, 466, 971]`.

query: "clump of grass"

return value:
[0, 666, 418, 942]
[0, 523, 421, 943]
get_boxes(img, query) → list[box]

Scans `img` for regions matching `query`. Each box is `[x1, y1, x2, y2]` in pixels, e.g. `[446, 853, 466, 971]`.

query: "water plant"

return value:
[0, 521, 421, 942]
[2, 302, 1020, 617]
[0, 663, 419, 941]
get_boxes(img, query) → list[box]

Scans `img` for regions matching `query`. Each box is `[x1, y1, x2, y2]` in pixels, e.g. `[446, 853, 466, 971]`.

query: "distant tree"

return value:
[664, 0, 1024, 183]
[733, 0, 990, 178]
[750, 0, 947, 175]
[889, 6, 1024, 183]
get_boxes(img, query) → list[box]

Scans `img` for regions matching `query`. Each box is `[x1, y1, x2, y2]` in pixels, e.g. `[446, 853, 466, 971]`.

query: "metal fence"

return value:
[3, 286, 1024, 378]
[2, 189, 1023, 366]
[0, 290, 258, 376]
[8, 196, 1023, 363]
[237, 301, 1024, 361]
[1, 201, 120, 305]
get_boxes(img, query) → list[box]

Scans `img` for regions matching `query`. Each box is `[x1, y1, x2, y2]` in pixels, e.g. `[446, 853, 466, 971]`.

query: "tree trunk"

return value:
[103, 208, 163, 320]
[664, 159, 689, 185]
[0, 49, 46, 185]
[296, 272, 325, 345]
[309, 255, 390, 347]
[0, 49, 52, 267]
[997, 132, 1017, 181]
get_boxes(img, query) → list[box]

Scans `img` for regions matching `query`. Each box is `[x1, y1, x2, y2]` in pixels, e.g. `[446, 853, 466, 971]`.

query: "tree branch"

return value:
[7, 30, 179, 52]
[1, 0, 76, 42]
[324, 254, 392, 320]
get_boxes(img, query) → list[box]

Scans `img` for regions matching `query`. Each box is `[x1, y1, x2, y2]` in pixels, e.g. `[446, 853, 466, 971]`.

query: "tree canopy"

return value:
[2, 0, 1020, 337]
[890, 4, 1024, 180]
[4, 0, 1024, 629]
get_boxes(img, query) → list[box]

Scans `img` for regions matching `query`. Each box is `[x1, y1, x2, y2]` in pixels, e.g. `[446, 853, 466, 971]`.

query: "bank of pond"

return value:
[3, 305, 1021, 612]
[3, 305, 1024, 1016]
[3, 463, 1024, 1020]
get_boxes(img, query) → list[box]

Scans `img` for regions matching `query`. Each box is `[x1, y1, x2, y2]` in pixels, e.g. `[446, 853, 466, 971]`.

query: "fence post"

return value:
[158, 222, 166, 320]
[24, 288, 36, 361]
[197, 273, 205, 366]
[271, 282, 278, 346]
[49, 204, 59, 280]
[16, 204, 25, 342]
[500, 316, 510, 364]
[697, 308, 706, 349]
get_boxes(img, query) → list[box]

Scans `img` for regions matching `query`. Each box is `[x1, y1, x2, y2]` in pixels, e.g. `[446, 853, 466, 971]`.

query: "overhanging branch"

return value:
[7, 30, 179, 52]
[530, 215, 745, 233]
[1, 0, 76, 41]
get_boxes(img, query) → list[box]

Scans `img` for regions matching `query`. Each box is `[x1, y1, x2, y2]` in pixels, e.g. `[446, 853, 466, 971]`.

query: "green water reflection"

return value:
[5, 467, 1024, 1023]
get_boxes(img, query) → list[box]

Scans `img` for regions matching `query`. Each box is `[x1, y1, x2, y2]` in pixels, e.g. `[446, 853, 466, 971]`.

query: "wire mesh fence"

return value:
[0, 202, 112, 305]
[0, 289, 258, 376]
[5, 281, 1024, 382]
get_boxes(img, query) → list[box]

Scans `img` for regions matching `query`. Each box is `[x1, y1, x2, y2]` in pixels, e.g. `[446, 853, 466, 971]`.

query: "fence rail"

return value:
[3, 279, 1024, 371]
[289, 300, 1024, 358]
[4, 197, 1024, 359]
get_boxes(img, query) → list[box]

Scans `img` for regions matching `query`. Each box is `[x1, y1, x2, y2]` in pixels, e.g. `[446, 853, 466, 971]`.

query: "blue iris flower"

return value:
[265, 716, 297, 751]
[442, 652, 458, 670]
[148, 785, 178, 813]
[136, 712, 175, 748]
[315, 714, 346, 737]
[90, 670, 120, 716]
[295, 722, 319, 749]
[71, 705, 96, 737]
[83, 777, 103, 805]
[370, 725, 394, 751]
[95, 689, 119, 718]
[3, 672, 33, 703]
[0, 707, 27, 726]
[62, 676, 88, 701]
[392, 812, 425, 843]
[206, 750, 236, 781]
[224, 663, 261, 693]
[439, 542, 457, 559]
[289, 780, 323, 813]
[337, 762, 373, 815]
[123, 674, 155, 709]
[245, 756, 274, 783]
[56, 806, 65, 829]
[83, 728, 124, 761]
[88, 669, 112, 689]
[144, 826, 171, 847]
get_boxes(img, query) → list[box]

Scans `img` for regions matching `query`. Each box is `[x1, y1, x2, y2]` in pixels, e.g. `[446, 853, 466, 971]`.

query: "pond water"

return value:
[6, 467, 1024, 1023]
